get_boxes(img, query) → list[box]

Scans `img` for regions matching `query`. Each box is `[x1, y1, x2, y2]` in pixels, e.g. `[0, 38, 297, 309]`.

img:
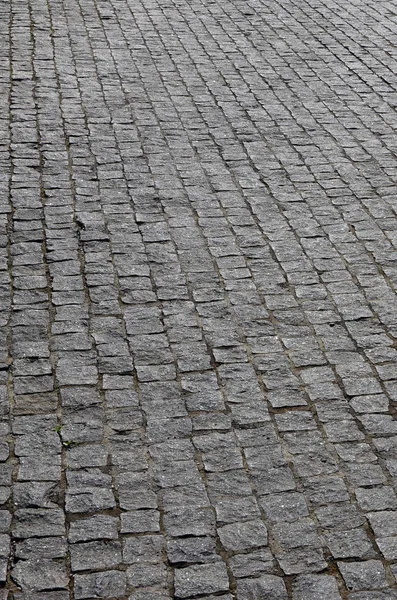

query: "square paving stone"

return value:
[11, 559, 69, 592]
[68, 515, 119, 543]
[120, 510, 160, 534]
[174, 563, 229, 598]
[15, 537, 66, 560]
[229, 548, 276, 578]
[292, 574, 342, 599]
[127, 563, 168, 587]
[355, 487, 397, 512]
[304, 476, 349, 506]
[214, 496, 260, 524]
[259, 492, 309, 523]
[164, 506, 215, 537]
[315, 503, 365, 530]
[253, 466, 296, 495]
[367, 511, 397, 537]
[325, 528, 375, 560]
[338, 560, 388, 591]
[124, 534, 164, 564]
[236, 575, 288, 599]
[277, 547, 327, 575]
[74, 570, 126, 599]
[218, 520, 268, 551]
[377, 537, 397, 561]
[167, 536, 218, 565]
[273, 518, 321, 550]
[13, 509, 64, 538]
[70, 541, 122, 571]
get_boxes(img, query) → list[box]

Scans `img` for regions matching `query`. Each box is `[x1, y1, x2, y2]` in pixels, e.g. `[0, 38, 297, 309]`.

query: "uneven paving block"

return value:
[124, 534, 164, 564]
[292, 574, 342, 600]
[65, 469, 116, 513]
[166, 536, 218, 565]
[126, 563, 168, 587]
[230, 549, 276, 578]
[174, 563, 230, 598]
[164, 506, 215, 537]
[367, 511, 397, 537]
[68, 514, 119, 543]
[218, 519, 268, 551]
[236, 575, 288, 600]
[70, 541, 122, 571]
[120, 510, 160, 534]
[11, 559, 69, 592]
[273, 518, 321, 550]
[15, 537, 67, 560]
[74, 570, 127, 599]
[325, 529, 375, 560]
[13, 509, 65, 538]
[338, 560, 389, 591]
[277, 547, 328, 575]
[259, 492, 309, 523]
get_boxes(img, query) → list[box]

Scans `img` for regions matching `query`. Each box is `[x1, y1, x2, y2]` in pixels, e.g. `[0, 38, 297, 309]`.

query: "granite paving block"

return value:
[3, 0, 397, 595]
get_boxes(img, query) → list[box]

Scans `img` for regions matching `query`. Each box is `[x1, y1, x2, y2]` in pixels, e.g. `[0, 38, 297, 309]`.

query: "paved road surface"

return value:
[2, 0, 397, 597]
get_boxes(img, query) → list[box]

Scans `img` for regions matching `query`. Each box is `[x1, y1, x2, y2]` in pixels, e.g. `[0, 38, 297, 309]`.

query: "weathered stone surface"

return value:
[11, 560, 69, 592]
[174, 563, 229, 598]
[292, 574, 342, 599]
[3, 0, 397, 596]
[338, 560, 389, 591]
[236, 575, 288, 600]
[74, 571, 127, 599]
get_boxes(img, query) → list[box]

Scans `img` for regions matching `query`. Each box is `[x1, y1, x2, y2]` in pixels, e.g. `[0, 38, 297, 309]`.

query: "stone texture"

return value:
[2, 0, 397, 597]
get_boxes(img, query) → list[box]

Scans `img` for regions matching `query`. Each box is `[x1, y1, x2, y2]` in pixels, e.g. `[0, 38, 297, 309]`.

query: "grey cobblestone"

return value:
[2, 0, 397, 596]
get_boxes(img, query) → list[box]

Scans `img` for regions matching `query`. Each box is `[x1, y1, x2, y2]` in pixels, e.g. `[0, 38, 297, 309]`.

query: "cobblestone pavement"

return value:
[4, 0, 397, 597]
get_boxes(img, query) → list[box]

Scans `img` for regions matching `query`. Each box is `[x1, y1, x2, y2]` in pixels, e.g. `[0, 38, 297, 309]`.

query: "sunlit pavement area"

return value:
[2, 0, 397, 597]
